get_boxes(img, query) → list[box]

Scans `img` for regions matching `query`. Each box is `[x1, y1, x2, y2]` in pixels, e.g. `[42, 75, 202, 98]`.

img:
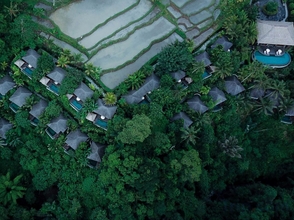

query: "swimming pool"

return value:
[22, 67, 33, 78]
[95, 119, 108, 130]
[9, 102, 19, 112]
[71, 99, 83, 111]
[253, 51, 291, 68]
[49, 84, 59, 94]
[46, 127, 57, 139]
[202, 71, 212, 80]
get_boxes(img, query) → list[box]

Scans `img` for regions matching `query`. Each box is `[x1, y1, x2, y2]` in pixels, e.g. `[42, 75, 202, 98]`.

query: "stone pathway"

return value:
[255, 0, 286, 21]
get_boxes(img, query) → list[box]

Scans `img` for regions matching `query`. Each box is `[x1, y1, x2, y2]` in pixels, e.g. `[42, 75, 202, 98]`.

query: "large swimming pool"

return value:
[253, 51, 291, 67]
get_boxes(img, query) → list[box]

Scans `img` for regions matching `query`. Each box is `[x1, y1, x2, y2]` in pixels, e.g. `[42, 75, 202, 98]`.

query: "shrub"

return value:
[262, 1, 278, 16]
[289, 3, 294, 9]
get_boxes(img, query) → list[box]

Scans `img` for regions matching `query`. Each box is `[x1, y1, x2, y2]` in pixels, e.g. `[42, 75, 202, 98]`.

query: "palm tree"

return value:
[252, 97, 275, 115]
[278, 97, 294, 114]
[71, 53, 84, 68]
[1, 61, 8, 71]
[0, 172, 26, 205]
[83, 98, 98, 113]
[4, 2, 19, 20]
[180, 126, 200, 146]
[103, 92, 117, 106]
[57, 55, 69, 68]
[268, 79, 289, 99]
[126, 71, 145, 90]
[61, 49, 72, 59]
[218, 135, 243, 158]
[85, 63, 101, 76]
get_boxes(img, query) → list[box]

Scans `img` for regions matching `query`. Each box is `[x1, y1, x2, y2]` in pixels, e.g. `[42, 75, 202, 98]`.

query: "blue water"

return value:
[31, 117, 39, 125]
[71, 99, 83, 111]
[49, 84, 59, 94]
[9, 102, 19, 112]
[95, 119, 108, 129]
[202, 71, 211, 80]
[46, 127, 57, 138]
[23, 67, 33, 77]
[254, 51, 291, 66]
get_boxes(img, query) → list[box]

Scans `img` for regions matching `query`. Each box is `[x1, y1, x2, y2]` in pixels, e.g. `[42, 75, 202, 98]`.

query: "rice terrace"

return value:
[38, 0, 221, 89]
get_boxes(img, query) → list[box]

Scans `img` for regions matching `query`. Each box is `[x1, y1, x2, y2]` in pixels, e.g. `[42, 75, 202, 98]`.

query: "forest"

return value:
[1, 0, 294, 219]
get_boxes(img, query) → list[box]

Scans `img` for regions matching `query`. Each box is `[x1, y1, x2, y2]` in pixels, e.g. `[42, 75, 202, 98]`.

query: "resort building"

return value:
[194, 51, 215, 79]
[64, 129, 88, 154]
[249, 87, 265, 100]
[123, 74, 160, 104]
[87, 142, 106, 168]
[86, 99, 117, 130]
[187, 95, 209, 114]
[14, 49, 40, 78]
[224, 75, 245, 96]
[67, 82, 94, 111]
[211, 36, 233, 52]
[171, 112, 193, 129]
[170, 70, 192, 86]
[40, 67, 66, 95]
[29, 99, 48, 126]
[9, 87, 32, 112]
[0, 118, 13, 144]
[45, 115, 68, 139]
[0, 75, 15, 99]
[208, 87, 227, 112]
[253, 20, 294, 68]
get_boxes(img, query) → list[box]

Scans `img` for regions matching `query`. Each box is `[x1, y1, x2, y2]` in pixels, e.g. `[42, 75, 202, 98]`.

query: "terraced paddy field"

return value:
[44, 0, 221, 89]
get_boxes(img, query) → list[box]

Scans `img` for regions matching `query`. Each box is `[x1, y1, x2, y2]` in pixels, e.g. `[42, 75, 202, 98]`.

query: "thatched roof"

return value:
[93, 99, 117, 119]
[0, 75, 15, 96]
[9, 87, 32, 107]
[123, 74, 160, 104]
[87, 142, 106, 163]
[171, 112, 193, 128]
[194, 51, 211, 67]
[208, 87, 227, 105]
[29, 99, 48, 119]
[47, 115, 68, 134]
[65, 129, 88, 150]
[170, 70, 186, 81]
[224, 76, 245, 96]
[47, 67, 66, 84]
[211, 36, 233, 51]
[250, 88, 265, 99]
[73, 82, 94, 102]
[257, 20, 294, 46]
[0, 118, 13, 139]
[22, 49, 40, 68]
[187, 96, 208, 114]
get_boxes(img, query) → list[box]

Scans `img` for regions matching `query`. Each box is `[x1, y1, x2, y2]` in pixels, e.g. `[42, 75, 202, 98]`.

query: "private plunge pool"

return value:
[70, 99, 83, 111]
[253, 51, 291, 68]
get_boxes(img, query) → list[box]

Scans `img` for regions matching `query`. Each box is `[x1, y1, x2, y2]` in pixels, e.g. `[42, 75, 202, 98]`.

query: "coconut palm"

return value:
[0, 172, 26, 205]
[103, 92, 117, 106]
[252, 97, 275, 115]
[126, 71, 145, 90]
[71, 53, 84, 68]
[85, 63, 101, 76]
[61, 49, 72, 59]
[57, 55, 69, 68]
[278, 97, 294, 114]
[268, 79, 289, 99]
[1, 61, 8, 71]
[218, 135, 243, 158]
[4, 2, 19, 19]
[180, 126, 200, 146]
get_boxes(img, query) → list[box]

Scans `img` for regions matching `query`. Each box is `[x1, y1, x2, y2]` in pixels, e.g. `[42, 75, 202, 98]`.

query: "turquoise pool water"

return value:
[139, 99, 149, 104]
[202, 71, 212, 80]
[9, 102, 19, 112]
[254, 51, 291, 67]
[95, 119, 108, 129]
[49, 84, 59, 94]
[46, 127, 57, 139]
[71, 99, 83, 111]
[31, 117, 39, 125]
[23, 67, 33, 77]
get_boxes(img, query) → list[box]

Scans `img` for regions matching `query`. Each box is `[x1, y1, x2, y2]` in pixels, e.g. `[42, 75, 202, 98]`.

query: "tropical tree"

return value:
[103, 92, 117, 106]
[218, 135, 243, 158]
[252, 97, 275, 115]
[180, 126, 200, 146]
[0, 172, 26, 205]
[268, 79, 289, 99]
[4, 1, 19, 19]
[126, 71, 145, 90]
[85, 62, 101, 81]
[57, 55, 70, 68]
[1, 61, 8, 70]
[71, 53, 84, 68]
